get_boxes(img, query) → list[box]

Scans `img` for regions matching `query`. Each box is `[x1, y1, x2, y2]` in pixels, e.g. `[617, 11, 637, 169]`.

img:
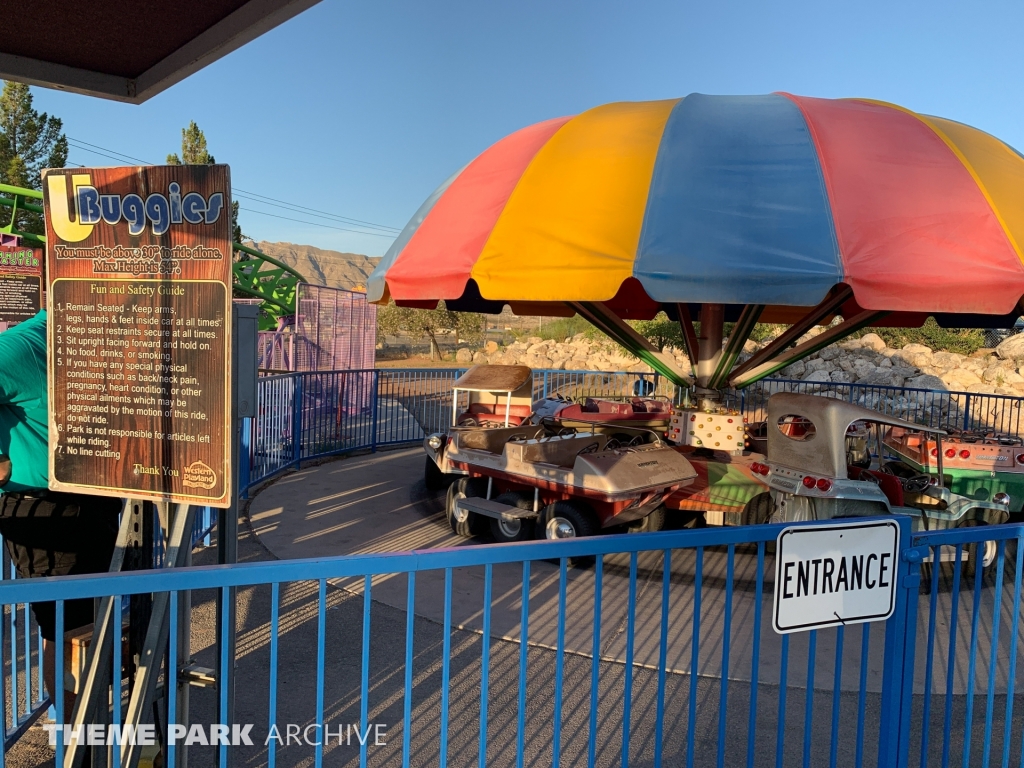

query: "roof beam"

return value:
[0, 0, 322, 104]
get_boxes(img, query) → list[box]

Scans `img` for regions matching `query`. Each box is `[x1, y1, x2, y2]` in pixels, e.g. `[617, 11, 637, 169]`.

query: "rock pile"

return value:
[456, 331, 1024, 396]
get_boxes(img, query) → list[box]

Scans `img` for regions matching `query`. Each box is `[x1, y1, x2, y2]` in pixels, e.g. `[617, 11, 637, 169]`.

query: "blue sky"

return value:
[31, 0, 1024, 258]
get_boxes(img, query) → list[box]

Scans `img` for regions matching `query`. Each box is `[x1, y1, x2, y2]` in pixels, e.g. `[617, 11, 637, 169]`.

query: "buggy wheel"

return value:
[627, 505, 666, 533]
[540, 500, 598, 567]
[446, 477, 490, 537]
[425, 456, 452, 491]
[541, 500, 598, 539]
[489, 492, 536, 543]
[742, 493, 776, 553]
[741, 493, 775, 526]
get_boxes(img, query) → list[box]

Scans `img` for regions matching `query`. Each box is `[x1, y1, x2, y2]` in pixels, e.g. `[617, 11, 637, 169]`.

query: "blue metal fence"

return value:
[243, 368, 1024, 495]
[3, 515, 1022, 767]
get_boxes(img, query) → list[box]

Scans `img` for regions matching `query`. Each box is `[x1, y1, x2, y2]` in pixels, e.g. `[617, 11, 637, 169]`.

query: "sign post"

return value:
[773, 519, 900, 634]
[43, 166, 233, 507]
[0, 242, 43, 331]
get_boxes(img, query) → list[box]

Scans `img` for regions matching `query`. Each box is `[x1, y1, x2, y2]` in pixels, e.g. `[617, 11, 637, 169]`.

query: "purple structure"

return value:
[256, 284, 376, 373]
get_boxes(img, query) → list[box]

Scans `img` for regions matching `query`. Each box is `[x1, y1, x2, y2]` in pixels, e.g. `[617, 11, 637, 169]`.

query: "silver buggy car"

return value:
[742, 393, 1009, 575]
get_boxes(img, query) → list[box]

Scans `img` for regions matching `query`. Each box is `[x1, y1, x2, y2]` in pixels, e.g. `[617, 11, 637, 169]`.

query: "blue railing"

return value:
[243, 368, 1024, 495]
[3, 515, 1020, 767]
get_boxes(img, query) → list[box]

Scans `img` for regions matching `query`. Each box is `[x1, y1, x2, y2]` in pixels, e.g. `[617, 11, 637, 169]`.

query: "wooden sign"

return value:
[0, 243, 43, 329]
[43, 166, 233, 507]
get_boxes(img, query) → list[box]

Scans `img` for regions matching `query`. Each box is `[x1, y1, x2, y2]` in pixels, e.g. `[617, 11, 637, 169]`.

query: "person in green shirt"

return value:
[0, 310, 120, 709]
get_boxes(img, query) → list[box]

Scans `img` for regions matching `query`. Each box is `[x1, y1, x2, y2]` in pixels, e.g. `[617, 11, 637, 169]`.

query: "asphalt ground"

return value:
[7, 446, 1024, 766]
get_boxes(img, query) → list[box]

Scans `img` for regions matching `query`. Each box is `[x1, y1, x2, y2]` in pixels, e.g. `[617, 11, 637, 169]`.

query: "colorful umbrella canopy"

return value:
[369, 93, 1024, 319]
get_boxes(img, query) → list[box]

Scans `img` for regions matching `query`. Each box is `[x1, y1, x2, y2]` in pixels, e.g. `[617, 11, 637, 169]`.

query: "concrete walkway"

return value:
[247, 447, 1024, 698]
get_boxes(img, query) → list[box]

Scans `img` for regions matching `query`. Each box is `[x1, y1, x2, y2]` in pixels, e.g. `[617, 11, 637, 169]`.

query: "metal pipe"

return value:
[696, 303, 724, 392]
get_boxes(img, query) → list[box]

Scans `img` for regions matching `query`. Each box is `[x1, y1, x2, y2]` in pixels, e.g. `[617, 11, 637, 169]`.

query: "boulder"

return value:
[781, 360, 806, 378]
[995, 334, 1024, 360]
[522, 354, 553, 369]
[472, 351, 487, 363]
[982, 366, 1024, 386]
[902, 343, 932, 357]
[484, 340, 499, 354]
[819, 347, 841, 361]
[857, 368, 904, 387]
[939, 368, 982, 390]
[904, 374, 946, 390]
[930, 351, 966, 372]
[455, 348, 474, 363]
[851, 359, 878, 379]
[830, 370, 854, 383]
[859, 333, 887, 352]
[802, 369, 832, 383]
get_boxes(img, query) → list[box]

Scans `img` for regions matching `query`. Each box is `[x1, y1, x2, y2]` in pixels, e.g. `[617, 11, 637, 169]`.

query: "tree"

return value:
[0, 81, 67, 234]
[168, 120, 245, 242]
[630, 312, 683, 352]
[377, 302, 484, 361]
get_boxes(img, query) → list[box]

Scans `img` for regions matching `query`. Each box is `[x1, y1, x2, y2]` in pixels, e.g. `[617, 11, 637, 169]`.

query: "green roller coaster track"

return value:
[0, 182, 306, 329]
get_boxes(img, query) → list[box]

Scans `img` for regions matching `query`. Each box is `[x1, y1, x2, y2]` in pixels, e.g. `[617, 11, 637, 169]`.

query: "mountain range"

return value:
[254, 241, 381, 292]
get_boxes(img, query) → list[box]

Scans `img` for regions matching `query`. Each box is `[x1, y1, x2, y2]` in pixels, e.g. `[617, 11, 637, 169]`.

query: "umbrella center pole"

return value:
[695, 303, 724, 405]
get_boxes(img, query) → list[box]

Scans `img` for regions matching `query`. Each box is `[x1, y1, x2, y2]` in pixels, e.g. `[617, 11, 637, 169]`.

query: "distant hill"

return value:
[254, 241, 381, 292]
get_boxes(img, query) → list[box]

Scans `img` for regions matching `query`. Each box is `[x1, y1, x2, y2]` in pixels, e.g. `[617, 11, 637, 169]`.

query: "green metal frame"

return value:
[0, 183, 306, 329]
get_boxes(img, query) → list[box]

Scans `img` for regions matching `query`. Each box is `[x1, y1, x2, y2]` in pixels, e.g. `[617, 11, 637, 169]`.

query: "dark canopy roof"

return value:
[0, 0, 320, 103]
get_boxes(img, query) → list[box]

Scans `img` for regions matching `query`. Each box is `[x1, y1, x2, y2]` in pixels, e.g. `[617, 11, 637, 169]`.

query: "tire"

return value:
[742, 492, 777, 554]
[489, 492, 536, 543]
[627, 505, 666, 533]
[741, 493, 775, 526]
[540, 500, 599, 540]
[540, 500, 599, 567]
[446, 477, 490, 537]
[425, 456, 451, 491]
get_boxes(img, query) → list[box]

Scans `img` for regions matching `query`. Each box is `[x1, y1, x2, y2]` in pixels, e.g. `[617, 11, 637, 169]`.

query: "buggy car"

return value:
[742, 393, 1009, 574]
[883, 426, 1024, 521]
[423, 365, 697, 542]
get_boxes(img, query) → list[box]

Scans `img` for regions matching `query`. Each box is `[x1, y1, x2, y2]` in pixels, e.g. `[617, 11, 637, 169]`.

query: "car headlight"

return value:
[428, 434, 443, 450]
[994, 492, 1011, 507]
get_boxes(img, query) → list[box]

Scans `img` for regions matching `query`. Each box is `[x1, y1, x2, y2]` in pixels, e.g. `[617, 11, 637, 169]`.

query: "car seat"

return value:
[847, 466, 904, 508]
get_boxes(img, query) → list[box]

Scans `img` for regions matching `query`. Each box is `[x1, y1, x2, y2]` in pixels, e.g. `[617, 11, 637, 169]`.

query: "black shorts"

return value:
[0, 492, 121, 641]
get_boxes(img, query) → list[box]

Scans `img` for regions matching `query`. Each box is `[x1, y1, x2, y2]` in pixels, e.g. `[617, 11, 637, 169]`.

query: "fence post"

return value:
[543, 371, 550, 399]
[371, 370, 379, 452]
[291, 374, 303, 468]
[962, 393, 972, 432]
[239, 417, 252, 500]
[876, 515, 920, 768]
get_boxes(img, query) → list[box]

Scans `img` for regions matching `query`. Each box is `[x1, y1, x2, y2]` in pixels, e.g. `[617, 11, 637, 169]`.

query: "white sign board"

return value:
[773, 519, 900, 634]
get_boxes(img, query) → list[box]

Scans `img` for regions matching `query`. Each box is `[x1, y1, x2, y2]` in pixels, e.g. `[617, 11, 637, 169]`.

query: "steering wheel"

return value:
[458, 418, 479, 427]
[902, 474, 932, 493]
[557, 427, 575, 437]
[605, 438, 622, 450]
[577, 441, 601, 456]
[507, 433, 530, 443]
[859, 471, 881, 487]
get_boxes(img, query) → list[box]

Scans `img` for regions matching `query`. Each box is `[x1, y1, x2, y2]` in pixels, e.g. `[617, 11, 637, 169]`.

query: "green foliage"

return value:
[629, 313, 683, 350]
[0, 81, 67, 234]
[377, 302, 484, 360]
[513, 315, 601, 342]
[167, 121, 214, 165]
[168, 120, 245, 242]
[850, 318, 986, 355]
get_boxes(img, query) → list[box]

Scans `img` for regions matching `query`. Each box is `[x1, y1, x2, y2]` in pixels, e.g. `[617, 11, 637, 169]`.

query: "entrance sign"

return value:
[43, 166, 233, 507]
[0, 243, 42, 329]
[773, 519, 900, 634]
